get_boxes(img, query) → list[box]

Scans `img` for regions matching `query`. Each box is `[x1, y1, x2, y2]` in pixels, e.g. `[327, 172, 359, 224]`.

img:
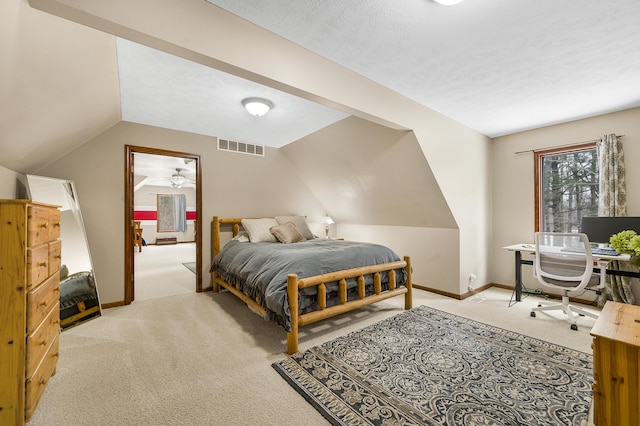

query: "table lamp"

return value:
[320, 215, 335, 238]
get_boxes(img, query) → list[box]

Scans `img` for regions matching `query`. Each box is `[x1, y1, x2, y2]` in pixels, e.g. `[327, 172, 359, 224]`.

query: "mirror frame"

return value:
[26, 174, 102, 328]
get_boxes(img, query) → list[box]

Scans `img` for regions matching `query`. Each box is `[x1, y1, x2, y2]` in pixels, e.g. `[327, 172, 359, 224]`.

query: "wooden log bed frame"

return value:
[211, 216, 413, 354]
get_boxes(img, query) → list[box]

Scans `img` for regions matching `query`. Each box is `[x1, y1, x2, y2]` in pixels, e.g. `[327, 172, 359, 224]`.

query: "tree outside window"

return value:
[535, 143, 598, 232]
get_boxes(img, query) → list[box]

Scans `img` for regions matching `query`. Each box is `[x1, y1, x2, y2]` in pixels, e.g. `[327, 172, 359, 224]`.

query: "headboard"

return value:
[212, 216, 245, 258]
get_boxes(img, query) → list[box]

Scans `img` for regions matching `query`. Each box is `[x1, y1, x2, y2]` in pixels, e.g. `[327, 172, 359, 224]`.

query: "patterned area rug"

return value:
[272, 305, 593, 426]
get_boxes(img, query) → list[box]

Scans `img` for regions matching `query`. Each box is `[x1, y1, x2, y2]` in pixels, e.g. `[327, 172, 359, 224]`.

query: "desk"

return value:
[503, 244, 636, 304]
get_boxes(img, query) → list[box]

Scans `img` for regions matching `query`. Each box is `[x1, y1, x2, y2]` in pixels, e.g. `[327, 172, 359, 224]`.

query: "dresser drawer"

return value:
[27, 274, 60, 334]
[26, 302, 60, 379]
[27, 205, 52, 247]
[48, 240, 62, 276]
[27, 245, 49, 290]
[48, 209, 61, 241]
[25, 334, 59, 422]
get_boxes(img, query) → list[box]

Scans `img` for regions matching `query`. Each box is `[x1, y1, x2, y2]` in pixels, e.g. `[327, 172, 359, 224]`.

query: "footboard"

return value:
[287, 256, 412, 354]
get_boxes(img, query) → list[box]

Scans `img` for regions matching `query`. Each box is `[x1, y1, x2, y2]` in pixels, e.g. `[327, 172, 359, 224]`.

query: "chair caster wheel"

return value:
[570, 324, 578, 331]
[537, 304, 543, 307]
[530, 312, 536, 317]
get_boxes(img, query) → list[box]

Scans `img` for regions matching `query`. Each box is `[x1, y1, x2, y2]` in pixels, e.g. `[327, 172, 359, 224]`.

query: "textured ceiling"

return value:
[117, 38, 349, 149]
[184, 0, 639, 139]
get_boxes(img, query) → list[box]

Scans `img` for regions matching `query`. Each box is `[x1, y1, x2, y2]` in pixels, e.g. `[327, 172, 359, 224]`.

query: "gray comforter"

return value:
[210, 238, 407, 331]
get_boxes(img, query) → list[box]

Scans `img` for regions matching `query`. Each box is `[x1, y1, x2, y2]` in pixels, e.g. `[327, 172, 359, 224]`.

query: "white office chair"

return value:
[530, 232, 605, 330]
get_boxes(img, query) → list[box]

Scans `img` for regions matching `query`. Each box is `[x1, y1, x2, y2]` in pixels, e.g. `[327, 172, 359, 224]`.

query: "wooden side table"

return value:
[590, 301, 640, 426]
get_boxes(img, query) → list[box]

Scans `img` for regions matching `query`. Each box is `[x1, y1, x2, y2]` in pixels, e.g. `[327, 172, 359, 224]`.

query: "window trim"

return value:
[534, 142, 596, 232]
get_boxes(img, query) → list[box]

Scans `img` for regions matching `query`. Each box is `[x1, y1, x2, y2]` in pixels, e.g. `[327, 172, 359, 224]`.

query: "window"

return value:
[535, 143, 598, 232]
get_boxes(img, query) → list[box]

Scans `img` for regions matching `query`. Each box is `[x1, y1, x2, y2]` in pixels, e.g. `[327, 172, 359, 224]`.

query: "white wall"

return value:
[491, 107, 640, 303]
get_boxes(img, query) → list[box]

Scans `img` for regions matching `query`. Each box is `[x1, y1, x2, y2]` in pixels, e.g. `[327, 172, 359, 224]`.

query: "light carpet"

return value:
[273, 305, 593, 426]
[26, 287, 598, 425]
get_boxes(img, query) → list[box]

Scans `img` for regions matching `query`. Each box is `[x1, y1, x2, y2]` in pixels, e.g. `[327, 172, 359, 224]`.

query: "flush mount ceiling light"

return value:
[434, 0, 464, 5]
[241, 97, 274, 117]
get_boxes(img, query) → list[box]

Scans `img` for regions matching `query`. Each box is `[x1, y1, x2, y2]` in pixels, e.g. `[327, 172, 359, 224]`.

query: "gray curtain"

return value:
[174, 194, 187, 232]
[597, 134, 635, 305]
[157, 194, 187, 233]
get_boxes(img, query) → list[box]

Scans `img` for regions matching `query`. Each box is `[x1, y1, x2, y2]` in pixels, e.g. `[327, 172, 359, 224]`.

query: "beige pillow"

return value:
[275, 215, 315, 240]
[241, 218, 279, 243]
[270, 222, 306, 244]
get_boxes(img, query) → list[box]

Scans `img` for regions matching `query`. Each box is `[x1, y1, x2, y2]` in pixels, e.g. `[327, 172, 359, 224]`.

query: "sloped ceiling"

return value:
[5, 0, 640, 175]
[117, 38, 348, 149]
[0, 0, 120, 173]
[282, 116, 457, 228]
[206, 0, 640, 137]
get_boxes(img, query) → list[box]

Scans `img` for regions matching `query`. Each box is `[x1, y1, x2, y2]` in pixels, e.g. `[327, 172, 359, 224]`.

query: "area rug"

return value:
[182, 262, 197, 274]
[272, 305, 593, 426]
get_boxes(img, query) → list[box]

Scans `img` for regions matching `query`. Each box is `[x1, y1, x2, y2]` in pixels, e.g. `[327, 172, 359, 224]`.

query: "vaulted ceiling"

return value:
[3, 0, 640, 175]
[122, 0, 640, 143]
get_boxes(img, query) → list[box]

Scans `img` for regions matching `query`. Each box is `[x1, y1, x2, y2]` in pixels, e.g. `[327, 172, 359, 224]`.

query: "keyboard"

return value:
[561, 247, 620, 256]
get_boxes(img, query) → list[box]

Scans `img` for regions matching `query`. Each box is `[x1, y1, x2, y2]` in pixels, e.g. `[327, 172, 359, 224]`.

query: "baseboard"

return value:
[415, 282, 599, 307]
[156, 237, 178, 245]
[413, 284, 464, 300]
[101, 300, 125, 309]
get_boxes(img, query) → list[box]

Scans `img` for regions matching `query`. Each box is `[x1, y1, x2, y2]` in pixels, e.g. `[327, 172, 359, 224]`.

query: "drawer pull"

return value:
[40, 223, 48, 229]
[39, 340, 48, 346]
[52, 222, 60, 228]
[53, 288, 60, 293]
[38, 261, 48, 268]
[38, 300, 48, 308]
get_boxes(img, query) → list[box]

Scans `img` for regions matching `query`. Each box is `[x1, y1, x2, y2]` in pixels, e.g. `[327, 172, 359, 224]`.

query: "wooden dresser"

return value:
[590, 301, 640, 426]
[0, 200, 62, 425]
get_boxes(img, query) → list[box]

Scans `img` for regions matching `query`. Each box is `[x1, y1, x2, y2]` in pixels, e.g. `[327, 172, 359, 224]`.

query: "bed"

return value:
[59, 268, 101, 329]
[210, 216, 412, 354]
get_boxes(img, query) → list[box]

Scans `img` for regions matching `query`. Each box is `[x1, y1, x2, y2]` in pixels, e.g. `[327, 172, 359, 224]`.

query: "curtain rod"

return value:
[515, 135, 625, 155]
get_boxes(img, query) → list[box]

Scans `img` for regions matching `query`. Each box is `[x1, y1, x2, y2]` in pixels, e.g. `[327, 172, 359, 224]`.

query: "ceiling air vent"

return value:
[217, 138, 264, 157]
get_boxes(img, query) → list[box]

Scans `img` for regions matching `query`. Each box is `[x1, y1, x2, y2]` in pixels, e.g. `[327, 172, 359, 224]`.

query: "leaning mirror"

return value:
[26, 175, 101, 329]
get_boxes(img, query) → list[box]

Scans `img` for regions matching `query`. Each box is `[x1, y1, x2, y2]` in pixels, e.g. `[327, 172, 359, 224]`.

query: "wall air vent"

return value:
[217, 138, 264, 157]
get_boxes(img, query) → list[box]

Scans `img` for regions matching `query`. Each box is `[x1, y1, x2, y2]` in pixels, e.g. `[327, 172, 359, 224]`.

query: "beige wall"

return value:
[492, 107, 640, 303]
[37, 122, 327, 304]
[0, 166, 24, 199]
[28, 0, 493, 298]
[283, 116, 460, 292]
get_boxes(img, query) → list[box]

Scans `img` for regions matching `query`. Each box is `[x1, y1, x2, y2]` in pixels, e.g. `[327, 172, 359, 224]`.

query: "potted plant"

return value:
[609, 230, 640, 268]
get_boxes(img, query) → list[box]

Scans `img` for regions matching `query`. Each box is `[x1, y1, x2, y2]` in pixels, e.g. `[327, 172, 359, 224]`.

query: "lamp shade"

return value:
[434, 0, 464, 5]
[320, 215, 335, 225]
[321, 215, 335, 238]
[242, 97, 274, 117]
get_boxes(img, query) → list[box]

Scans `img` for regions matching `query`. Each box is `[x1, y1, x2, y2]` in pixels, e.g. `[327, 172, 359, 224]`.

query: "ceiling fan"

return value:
[169, 168, 193, 188]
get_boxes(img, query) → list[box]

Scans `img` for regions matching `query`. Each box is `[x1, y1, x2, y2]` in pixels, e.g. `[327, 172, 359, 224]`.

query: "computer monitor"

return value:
[580, 217, 640, 244]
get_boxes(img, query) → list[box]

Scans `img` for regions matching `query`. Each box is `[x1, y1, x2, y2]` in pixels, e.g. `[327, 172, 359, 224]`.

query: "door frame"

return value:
[124, 145, 203, 304]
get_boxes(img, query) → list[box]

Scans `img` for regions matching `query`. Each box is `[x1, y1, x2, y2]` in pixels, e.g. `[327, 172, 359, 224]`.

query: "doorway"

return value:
[124, 145, 202, 304]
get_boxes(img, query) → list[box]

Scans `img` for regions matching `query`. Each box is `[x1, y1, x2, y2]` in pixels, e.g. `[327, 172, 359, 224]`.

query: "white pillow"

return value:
[241, 218, 279, 243]
[275, 215, 315, 240]
[231, 232, 250, 243]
